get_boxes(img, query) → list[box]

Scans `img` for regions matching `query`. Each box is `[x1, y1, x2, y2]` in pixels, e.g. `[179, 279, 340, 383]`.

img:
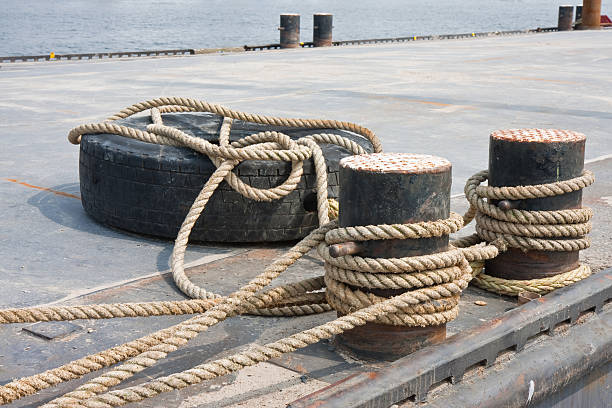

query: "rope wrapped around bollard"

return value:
[320, 213, 471, 327]
[460, 169, 594, 296]
[0, 99, 490, 407]
[0, 105, 590, 406]
[0, 225, 494, 407]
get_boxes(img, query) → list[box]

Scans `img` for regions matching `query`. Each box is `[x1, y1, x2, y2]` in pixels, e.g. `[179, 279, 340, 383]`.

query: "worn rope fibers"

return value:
[0, 100, 493, 407]
[460, 169, 594, 296]
[0, 100, 579, 407]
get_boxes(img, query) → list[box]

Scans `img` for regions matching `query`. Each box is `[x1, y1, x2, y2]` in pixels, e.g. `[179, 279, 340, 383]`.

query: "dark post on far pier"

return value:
[280, 14, 300, 48]
[558, 5, 575, 31]
[313, 13, 333, 47]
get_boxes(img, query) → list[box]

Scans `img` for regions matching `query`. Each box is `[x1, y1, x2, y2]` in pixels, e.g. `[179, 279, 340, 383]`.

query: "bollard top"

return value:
[340, 153, 451, 174]
[491, 129, 585, 143]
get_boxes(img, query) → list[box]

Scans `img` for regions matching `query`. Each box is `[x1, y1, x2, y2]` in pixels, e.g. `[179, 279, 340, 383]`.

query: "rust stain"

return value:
[408, 99, 453, 107]
[4, 178, 81, 199]
[246, 248, 284, 260]
[294, 363, 308, 374]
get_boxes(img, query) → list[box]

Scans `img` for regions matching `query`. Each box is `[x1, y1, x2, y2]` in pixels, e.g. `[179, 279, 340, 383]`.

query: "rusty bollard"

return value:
[313, 13, 333, 47]
[485, 129, 586, 280]
[558, 6, 575, 31]
[334, 153, 452, 361]
[579, 0, 601, 29]
[280, 14, 300, 48]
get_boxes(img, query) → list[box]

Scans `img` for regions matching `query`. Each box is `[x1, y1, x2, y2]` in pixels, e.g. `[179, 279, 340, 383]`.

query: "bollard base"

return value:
[313, 39, 333, 47]
[336, 321, 446, 361]
[575, 25, 601, 30]
[485, 249, 580, 280]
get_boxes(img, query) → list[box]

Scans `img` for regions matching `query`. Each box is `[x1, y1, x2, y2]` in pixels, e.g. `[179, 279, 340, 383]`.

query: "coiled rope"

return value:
[320, 213, 471, 327]
[0, 101, 587, 406]
[460, 169, 594, 296]
[0, 100, 495, 407]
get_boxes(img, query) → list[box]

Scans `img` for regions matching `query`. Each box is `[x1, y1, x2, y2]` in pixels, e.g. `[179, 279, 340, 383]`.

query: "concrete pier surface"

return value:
[1, 30, 611, 407]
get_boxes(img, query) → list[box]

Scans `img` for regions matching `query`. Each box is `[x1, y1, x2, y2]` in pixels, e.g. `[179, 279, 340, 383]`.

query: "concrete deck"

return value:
[1, 30, 611, 407]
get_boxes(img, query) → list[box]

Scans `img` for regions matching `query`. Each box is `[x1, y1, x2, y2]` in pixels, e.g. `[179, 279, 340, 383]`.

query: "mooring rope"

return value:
[1, 99, 383, 405]
[460, 170, 594, 296]
[0, 100, 492, 406]
[320, 213, 471, 327]
[0, 100, 590, 406]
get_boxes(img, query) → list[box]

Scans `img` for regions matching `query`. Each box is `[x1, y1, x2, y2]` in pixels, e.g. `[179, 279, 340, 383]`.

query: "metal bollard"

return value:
[335, 153, 452, 361]
[576, 5, 583, 22]
[558, 6, 575, 31]
[313, 13, 333, 47]
[280, 14, 300, 48]
[485, 129, 586, 280]
[579, 0, 601, 29]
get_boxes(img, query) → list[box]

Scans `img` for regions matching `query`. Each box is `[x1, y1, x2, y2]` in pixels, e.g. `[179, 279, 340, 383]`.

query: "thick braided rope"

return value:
[33, 220, 334, 408]
[463, 170, 593, 296]
[2, 102, 466, 407]
[318, 213, 472, 327]
[0, 276, 331, 405]
[325, 212, 464, 244]
[141, 109, 361, 301]
[70, 102, 367, 303]
[38, 218, 473, 408]
[0, 299, 218, 324]
[67, 97, 383, 153]
[48, 272, 475, 408]
[0, 286, 331, 325]
[476, 170, 594, 200]
[465, 171, 593, 226]
[165, 127, 328, 301]
[210, 116, 305, 202]
[0, 102, 368, 405]
[31, 203, 472, 405]
[25, 101, 372, 406]
[40, 215, 477, 408]
[5, 103, 563, 407]
[471, 264, 592, 296]
[319, 243, 466, 274]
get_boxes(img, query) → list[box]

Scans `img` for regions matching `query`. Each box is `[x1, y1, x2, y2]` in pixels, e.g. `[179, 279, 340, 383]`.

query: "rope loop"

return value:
[0, 103, 596, 408]
[325, 212, 464, 244]
[319, 215, 477, 327]
[475, 170, 594, 200]
[461, 169, 594, 296]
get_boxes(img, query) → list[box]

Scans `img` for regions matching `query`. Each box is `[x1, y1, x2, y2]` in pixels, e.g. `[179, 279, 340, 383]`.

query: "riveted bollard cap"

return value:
[340, 153, 451, 174]
[490, 128, 586, 143]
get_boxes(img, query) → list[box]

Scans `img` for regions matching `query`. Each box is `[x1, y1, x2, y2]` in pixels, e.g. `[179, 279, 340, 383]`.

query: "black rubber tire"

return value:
[79, 113, 373, 242]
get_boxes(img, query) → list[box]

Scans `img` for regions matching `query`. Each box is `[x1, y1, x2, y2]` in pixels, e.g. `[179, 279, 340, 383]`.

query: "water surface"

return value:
[0, 0, 597, 55]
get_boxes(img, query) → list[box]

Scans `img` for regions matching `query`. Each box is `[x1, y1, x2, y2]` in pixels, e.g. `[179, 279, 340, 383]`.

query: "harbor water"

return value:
[1, 0, 606, 56]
